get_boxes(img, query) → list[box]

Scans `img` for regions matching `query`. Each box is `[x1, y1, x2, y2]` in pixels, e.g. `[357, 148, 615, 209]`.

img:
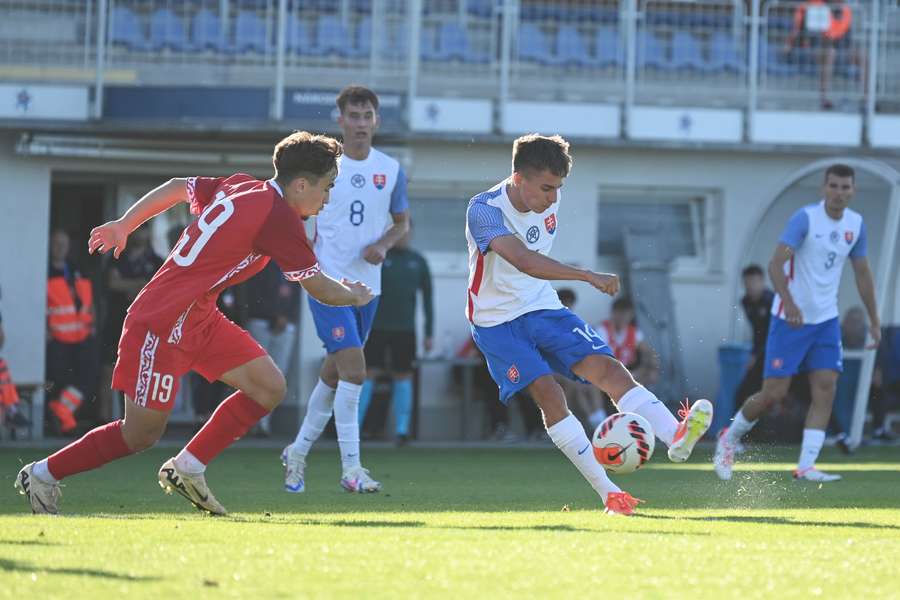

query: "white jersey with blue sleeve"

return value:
[772, 200, 866, 325]
[465, 179, 563, 326]
[313, 147, 408, 295]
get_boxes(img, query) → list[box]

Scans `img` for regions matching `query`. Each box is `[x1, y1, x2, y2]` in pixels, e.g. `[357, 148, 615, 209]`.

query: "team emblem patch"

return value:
[332, 326, 346, 341]
[351, 174, 366, 188]
[373, 174, 386, 190]
[771, 358, 784, 369]
[844, 230, 854, 244]
[544, 214, 557, 234]
[830, 231, 839, 244]
[507, 365, 520, 383]
[526, 225, 540, 244]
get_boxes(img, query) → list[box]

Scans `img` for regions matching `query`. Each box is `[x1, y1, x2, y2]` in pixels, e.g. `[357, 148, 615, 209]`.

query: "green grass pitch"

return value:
[1, 444, 898, 598]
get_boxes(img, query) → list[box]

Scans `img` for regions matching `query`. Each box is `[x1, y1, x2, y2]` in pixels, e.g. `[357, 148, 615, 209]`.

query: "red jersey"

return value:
[126, 173, 319, 343]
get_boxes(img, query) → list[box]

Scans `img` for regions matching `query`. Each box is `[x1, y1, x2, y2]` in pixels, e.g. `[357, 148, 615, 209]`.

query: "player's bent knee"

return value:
[255, 371, 287, 410]
[121, 422, 164, 452]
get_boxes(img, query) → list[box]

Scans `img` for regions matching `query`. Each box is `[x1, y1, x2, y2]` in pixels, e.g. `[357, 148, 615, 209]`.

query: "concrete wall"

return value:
[0, 134, 51, 383]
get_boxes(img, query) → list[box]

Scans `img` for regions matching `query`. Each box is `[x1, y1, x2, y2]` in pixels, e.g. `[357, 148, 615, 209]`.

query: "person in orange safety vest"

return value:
[46, 230, 97, 434]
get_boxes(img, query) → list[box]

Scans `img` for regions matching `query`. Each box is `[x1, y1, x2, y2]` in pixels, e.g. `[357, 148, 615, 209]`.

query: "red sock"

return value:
[46, 420, 133, 480]
[185, 391, 269, 465]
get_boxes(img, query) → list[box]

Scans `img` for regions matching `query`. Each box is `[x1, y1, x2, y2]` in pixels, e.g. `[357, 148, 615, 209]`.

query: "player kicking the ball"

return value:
[465, 134, 712, 515]
[15, 132, 373, 515]
[714, 164, 880, 483]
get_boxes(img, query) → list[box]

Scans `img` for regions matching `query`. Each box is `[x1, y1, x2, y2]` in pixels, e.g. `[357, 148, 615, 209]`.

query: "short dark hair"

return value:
[512, 134, 572, 178]
[612, 297, 634, 312]
[336, 85, 379, 113]
[825, 163, 855, 183]
[557, 288, 576, 306]
[742, 264, 764, 278]
[273, 131, 342, 187]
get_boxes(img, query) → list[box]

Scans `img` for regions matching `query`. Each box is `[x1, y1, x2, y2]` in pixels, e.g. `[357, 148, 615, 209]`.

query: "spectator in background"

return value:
[244, 261, 301, 436]
[46, 229, 98, 434]
[841, 306, 896, 442]
[784, 0, 859, 110]
[554, 288, 610, 432]
[596, 297, 659, 388]
[735, 264, 775, 407]
[98, 224, 164, 422]
[0, 286, 29, 428]
[358, 221, 433, 445]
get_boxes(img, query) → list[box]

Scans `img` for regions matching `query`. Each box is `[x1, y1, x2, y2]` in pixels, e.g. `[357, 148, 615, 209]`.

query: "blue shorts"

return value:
[308, 296, 380, 354]
[472, 308, 615, 404]
[763, 316, 843, 378]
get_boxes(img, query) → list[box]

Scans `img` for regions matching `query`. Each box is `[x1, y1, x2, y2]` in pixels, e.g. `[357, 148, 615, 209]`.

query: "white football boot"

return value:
[281, 445, 306, 493]
[14, 462, 61, 515]
[340, 466, 381, 493]
[793, 467, 842, 482]
[158, 457, 227, 515]
[713, 427, 736, 481]
[667, 398, 714, 462]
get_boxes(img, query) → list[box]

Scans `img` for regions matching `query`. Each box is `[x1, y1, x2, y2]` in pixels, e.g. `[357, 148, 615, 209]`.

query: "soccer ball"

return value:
[591, 412, 655, 474]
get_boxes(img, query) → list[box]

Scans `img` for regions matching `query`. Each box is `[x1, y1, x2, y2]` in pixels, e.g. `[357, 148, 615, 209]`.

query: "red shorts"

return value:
[112, 310, 266, 412]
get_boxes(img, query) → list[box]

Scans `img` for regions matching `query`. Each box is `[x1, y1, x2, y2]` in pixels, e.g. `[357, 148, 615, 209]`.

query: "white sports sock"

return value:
[32, 459, 58, 484]
[726, 410, 757, 444]
[174, 449, 206, 474]
[333, 380, 363, 471]
[616, 385, 678, 447]
[291, 379, 336, 457]
[547, 414, 621, 503]
[797, 428, 826, 471]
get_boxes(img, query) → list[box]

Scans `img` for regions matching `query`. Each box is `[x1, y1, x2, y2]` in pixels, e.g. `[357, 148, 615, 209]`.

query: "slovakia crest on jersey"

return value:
[507, 365, 520, 383]
[332, 326, 346, 341]
[373, 174, 387, 190]
[844, 230, 854, 244]
[544, 213, 557, 234]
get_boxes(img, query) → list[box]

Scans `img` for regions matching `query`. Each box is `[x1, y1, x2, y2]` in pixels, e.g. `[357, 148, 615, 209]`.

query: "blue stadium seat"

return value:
[286, 15, 313, 55]
[517, 22, 554, 65]
[234, 10, 269, 54]
[759, 38, 796, 76]
[191, 8, 228, 52]
[637, 30, 669, 70]
[426, 22, 490, 64]
[708, 31, 745, 73]
[555, 25, 590, 67]
[671, 30, 706, 71]
[311, 15, 350, 57]
[149, 8, 188, 51]
[110, 6, 149, 50]
[467, 0, 495, 18]
[592, 26, 623, 68]
[349, 16, 372, 58]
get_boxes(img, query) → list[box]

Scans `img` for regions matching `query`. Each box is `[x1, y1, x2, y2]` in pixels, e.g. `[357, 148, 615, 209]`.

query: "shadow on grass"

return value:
[635, 513, 900, 531]
[0, 539, 59, 546]
[0, 558, 160, 581]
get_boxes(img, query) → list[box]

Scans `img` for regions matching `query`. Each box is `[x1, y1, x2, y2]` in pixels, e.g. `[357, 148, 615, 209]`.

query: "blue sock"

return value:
[358, 379, 374, 426]
[393, 379, 413, 436]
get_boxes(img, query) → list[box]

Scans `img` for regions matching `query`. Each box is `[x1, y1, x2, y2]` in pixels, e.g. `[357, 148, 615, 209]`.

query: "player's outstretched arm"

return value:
[301, 271, 374, 307]
[851, 257, 881, 349]
[768, 243, 803, 326]
[488, 235, 619, 295]
[89, 178, 190, 258]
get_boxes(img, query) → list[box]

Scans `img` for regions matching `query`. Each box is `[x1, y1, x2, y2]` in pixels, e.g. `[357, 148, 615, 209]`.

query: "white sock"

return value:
[797, 428, 826, 471]
[726, 410, 757, 444]
[333, 380, 363, 471]
[547, 414, 621, 503]
[174, 449, 206, 474]
[616, 386, 678, 447]
[32, 459, 58, 484]
[290, 379, 336, 457]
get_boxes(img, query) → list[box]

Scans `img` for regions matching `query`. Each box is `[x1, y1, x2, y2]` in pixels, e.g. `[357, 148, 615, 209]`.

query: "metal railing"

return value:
[2, 0, 898, 124]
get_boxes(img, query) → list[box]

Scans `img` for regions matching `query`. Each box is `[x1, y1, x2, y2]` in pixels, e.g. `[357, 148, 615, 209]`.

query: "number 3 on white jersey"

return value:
[172, 191, 234, 267]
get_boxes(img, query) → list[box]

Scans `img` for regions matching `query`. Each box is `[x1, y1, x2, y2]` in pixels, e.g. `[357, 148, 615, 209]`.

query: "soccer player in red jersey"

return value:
[15, 131, 373, 515]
